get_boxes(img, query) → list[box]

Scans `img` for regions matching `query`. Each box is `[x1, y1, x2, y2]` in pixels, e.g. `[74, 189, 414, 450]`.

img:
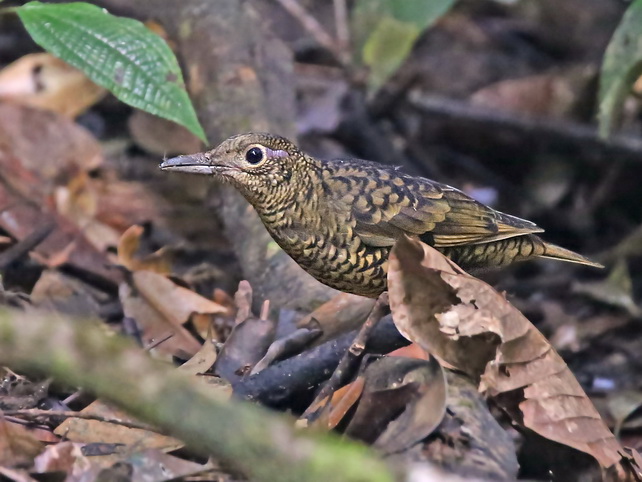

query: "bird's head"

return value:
[160, 133, 316, 202]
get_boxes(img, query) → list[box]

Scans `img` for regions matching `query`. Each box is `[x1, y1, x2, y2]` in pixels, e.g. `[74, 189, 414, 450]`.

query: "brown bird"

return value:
[160, 133, 602, 298]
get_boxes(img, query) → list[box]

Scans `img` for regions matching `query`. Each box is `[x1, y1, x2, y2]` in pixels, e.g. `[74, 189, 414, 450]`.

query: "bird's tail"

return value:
[538, 239, 604, 268]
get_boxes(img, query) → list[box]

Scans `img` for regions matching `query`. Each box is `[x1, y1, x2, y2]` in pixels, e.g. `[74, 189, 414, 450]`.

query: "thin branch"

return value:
[3, 408, 155, 432]
[333, 0, 350, 53]
[0, 308, 395, 482]
[303, 293, 388, 420]
[408, 93, 642, 165]
[274, 0, 348, 66]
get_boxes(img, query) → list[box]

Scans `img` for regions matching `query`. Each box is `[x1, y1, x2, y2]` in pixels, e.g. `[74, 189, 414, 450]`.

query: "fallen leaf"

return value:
[178, 326, 218, 376]
[115, 448, 213, 480]
[216, 312, 277, 384]
[0, 414, 44, 467]
[54, 401, 182, 452]
[92, 178, 170, 234]
[573, 259, 641, 317]
[0, 102, 102, 200]
[120, 271, 226, 358]
[0, 103, 118, 285]
[117, 225, 172, 275]
[133, 271, 226, 322]
[344, 356, 446, 454]
[387, 235, 625, 469]
[470, 66, 596, 120]
[307, 377, 366, 431]
[0, 53, 105, 118]
[607, 390, 642, 436]
[31, 269, 105, 318]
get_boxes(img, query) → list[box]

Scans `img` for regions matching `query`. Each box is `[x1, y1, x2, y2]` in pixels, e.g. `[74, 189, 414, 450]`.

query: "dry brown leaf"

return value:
[373, 356, 447, 454]
[470, 65, 596, 120]
[307, 377, 366, 431]
[387, 343, 430, 360]
[120, 271, 226, 359]
[0, 53, 106, 118]
[0, 414, 44, 467]
[132, 271, 227, 322]
[573, 259, 641, 317]
[54, 401, 182, 452]
[214, 312, 277, 383]
[0, 102, 102, 199]
[178, 327, 218, 376]
[607, 390, 642, 436]
[117, 225, 172, 275]
[54, 173, 120, 252]
[343, 356, 446, 453]
[92, 177, 171, 234]
[0, 103, 118, 284]
[114, 448, 213, 480]
[387, 235, 625, 469]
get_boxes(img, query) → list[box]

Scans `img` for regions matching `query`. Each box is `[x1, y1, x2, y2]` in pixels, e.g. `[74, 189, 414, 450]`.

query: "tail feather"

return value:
[539, 241, 604, 268]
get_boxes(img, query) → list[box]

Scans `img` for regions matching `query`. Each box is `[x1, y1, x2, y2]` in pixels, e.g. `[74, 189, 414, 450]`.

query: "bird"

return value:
[160, 133, 602, 298]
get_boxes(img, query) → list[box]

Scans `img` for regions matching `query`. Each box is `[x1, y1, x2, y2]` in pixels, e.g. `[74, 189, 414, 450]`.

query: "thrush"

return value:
[160, 133, 602, 298]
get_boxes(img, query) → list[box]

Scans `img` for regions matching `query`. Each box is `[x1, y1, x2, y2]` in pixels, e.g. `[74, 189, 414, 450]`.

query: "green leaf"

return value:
[352, 0, 456, 93]
[16, 1, 207, 143]
[598, 0, 642, 138]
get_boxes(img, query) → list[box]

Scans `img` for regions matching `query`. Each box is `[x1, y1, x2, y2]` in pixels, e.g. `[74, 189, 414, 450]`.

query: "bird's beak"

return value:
[159, 153, 215, 175]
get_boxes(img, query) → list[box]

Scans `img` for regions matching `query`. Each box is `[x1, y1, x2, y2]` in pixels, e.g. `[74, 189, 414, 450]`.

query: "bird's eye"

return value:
[245, 147, 264, 164]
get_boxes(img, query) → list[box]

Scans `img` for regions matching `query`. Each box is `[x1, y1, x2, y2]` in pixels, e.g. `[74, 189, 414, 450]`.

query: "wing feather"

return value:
[329, 164, 543, 248]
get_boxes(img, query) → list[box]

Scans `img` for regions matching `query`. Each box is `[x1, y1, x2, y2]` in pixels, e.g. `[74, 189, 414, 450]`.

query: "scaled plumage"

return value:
[160, 133, 601, 297]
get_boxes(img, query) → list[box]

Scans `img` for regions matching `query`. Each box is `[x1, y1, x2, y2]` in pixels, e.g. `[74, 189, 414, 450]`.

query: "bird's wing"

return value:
[340, 167, 543, 248]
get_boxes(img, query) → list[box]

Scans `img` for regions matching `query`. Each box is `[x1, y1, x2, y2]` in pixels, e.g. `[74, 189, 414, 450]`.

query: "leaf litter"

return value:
[1, 5, 642, 479]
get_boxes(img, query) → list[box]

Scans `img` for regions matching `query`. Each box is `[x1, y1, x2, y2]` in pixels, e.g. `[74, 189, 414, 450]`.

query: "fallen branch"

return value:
[0, 309, 395, 482]
[409, 93, 642, 165]
[2, 408, 153, 432]
[234, 314, 408, 407]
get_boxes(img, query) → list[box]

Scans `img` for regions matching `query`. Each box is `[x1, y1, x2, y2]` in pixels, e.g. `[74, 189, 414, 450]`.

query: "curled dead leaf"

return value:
[117, 225, 172, 275]
[54, 401, 181, 452]
[0, 413, 44, 467]
[344, 356, 446, 454]
[387, 235, 625, 469]
[120, 271, 226, 359]
[0, 53, 106, 118]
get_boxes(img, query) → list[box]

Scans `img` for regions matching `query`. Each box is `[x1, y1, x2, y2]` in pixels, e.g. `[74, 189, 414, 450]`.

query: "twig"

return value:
[144, 331, 174, 351]
[333, 0, 350, 52]
[62, 390, 84, 406]
[234, 314, 408, 407]
[3, 408, 155, 431]
[274, 0, 348, 66]
[408, 93, 642, 165]
[0, 222, 55, 270]
[302, 293, 389, 420]
[259, 299, 270, 321]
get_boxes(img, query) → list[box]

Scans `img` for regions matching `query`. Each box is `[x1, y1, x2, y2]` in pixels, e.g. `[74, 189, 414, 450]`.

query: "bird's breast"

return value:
[258, 204, 389, 297]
